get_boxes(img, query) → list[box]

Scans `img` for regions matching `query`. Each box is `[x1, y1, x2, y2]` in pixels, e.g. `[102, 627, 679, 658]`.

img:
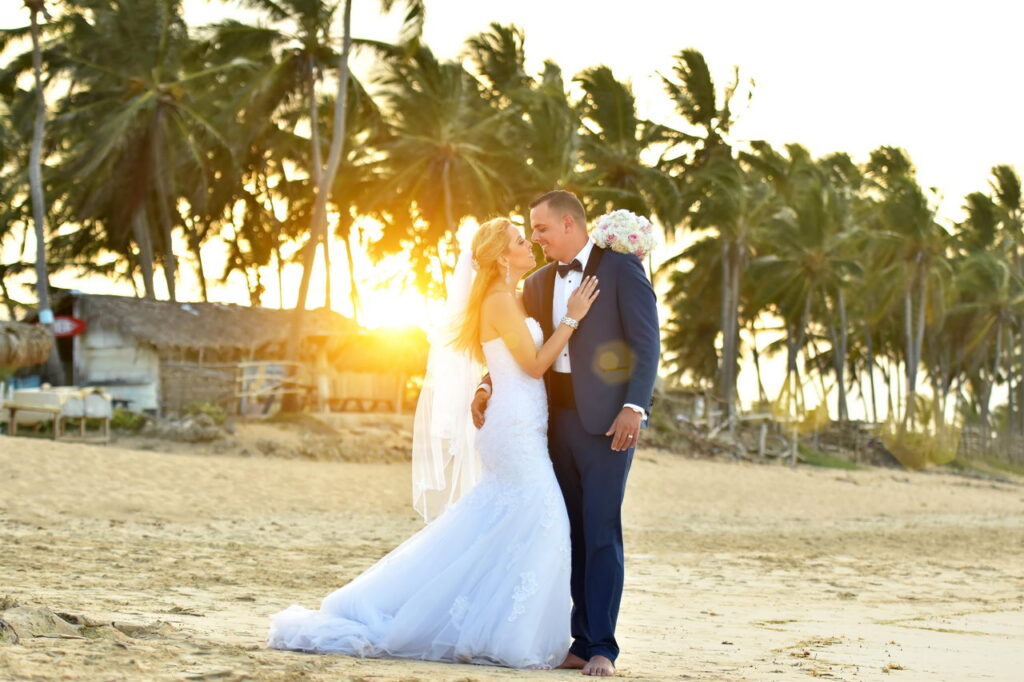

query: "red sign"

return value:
[52, 315, 88, 337]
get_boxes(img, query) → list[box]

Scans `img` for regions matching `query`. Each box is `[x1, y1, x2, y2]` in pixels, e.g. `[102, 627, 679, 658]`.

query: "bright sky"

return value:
[177, 0, 1023, 222]
[363, 0, 1023, 222]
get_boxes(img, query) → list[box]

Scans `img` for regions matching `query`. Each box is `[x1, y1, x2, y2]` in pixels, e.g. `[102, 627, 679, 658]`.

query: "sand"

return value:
[1, 431, 1022, 681]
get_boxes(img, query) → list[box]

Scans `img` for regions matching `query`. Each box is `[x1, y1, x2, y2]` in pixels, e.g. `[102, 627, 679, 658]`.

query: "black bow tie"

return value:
[557, 259, 583, 278]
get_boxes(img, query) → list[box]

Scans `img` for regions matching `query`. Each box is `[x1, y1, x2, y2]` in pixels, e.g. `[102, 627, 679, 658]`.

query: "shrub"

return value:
[110, 407, 147, 432]
[182, 401, 227, 425]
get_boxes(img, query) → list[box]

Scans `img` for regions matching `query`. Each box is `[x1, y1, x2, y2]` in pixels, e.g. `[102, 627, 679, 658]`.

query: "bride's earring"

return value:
[504, 261, 511, 285]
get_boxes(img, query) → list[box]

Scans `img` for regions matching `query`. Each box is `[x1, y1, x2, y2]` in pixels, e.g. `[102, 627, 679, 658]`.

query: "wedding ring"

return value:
[627, 434, 633, 439]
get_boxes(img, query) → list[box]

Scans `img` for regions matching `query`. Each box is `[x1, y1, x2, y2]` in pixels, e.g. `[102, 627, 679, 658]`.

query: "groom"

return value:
[472, 190, 660, 677]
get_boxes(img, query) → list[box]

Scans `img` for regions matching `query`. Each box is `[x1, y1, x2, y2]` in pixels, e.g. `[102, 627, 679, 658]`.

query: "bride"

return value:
[267, 217, 599, 669]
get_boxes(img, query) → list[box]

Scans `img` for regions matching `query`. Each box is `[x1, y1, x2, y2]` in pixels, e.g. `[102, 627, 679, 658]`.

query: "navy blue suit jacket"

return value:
[523, 246, 660, 436]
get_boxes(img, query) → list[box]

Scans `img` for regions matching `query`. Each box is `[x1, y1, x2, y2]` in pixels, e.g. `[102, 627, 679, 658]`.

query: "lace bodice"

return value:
[478, 318, 549, 475]
[480, 317, 547, 414]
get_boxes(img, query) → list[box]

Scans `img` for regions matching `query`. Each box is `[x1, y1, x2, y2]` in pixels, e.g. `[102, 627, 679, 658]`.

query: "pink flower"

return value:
[628, 233, 638, 242]
[606, 233, 617, 243]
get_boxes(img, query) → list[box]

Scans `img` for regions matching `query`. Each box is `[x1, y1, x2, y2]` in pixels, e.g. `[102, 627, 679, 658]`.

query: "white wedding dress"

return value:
[267, 318, 572, 669]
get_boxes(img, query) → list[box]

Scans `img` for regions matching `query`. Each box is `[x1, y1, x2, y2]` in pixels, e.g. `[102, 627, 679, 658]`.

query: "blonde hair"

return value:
[452, 217, 514, 364]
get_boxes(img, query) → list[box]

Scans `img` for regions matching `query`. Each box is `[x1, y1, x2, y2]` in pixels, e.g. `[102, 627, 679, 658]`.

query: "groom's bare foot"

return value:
[557, 653, 588, 669]
[581, 655, 615, 676]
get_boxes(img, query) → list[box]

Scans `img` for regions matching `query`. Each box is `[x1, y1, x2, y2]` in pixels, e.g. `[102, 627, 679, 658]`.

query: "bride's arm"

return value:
[485, 278, 599, 379]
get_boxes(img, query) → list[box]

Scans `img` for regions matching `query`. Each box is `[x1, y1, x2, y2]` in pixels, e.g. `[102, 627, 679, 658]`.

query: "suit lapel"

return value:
[583, 244, 605, 280]
[542, 247, 604, 338]
[574, 245, 606, 337]
[540, 264, 556, 339]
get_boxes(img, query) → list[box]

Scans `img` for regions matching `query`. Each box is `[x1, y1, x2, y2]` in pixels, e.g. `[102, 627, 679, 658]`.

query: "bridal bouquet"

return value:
[590, 209, 656, 260]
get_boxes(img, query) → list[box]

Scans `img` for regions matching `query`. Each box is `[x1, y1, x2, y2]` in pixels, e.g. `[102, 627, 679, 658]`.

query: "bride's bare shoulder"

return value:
[481, 289, 517, 314]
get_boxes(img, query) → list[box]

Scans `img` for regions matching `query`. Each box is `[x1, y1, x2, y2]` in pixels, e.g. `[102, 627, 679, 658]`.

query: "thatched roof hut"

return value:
[20, 290, 360, 360]
[0, 322, 53, 369]
[67, 294, 357, 358]
[16, 292, 429, 415]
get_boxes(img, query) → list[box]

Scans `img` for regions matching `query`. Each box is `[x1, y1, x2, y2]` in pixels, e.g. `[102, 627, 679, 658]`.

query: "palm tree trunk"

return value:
[131, 207, 157, 299]
[1008, 327, 1021, 437]
[291, 56, 328, 314]
[126, 259, 140, 297]
[865, 325, 879, 424]
[983, 326, 1003, 442]
[807, 337, 829, 404]
[750, 323, 768, 404]
[323, 232, 332, 310]
[308, 56, 324, 188]
[1019, 328, 1024, 435]
[26, 0, 64, 384]
[274, 243, 285, 309]
[260, 166, 286, 310]
[718, 241, 732, 423]
[835, 288, 849, 421]
[727, 245, 741, 427]
[438, 159, 457, 286]
[306, 55, 332, 311]
[0, 271, 18, 320]
[285, 0, 353, 406]
[911, 262, 928, 424]
[343, 222, 362, 324]
[188, 222, 209, 303]
[151, 115, 177, 302]
[902, 286, 914, 428]
[885, 358, 895, 424]
[784, 324, 800, 416]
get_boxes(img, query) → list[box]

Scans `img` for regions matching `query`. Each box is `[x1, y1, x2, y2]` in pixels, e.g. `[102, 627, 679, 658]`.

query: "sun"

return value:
[360, 283, 441, 330]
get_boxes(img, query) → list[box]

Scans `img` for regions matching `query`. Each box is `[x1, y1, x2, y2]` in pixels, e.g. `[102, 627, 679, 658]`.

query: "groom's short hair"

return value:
[530, 190, 587, 227]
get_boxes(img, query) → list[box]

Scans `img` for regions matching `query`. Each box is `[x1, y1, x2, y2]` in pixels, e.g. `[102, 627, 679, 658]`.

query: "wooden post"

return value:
[790, 422, 798, 466]
[395, 371, 405, 414]
[758, 421, 767, 458]
[72, 299, 83, 387]
[316, 345, 330, 413]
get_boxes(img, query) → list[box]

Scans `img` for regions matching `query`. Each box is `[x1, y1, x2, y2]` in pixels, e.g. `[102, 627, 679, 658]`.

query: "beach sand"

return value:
[1, 430, 1022, 681]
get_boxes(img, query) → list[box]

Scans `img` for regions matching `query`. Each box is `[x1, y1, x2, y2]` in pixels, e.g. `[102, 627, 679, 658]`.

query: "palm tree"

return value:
[986, 166, 1024, 434]
[464, 23, 581, 211]
[660, 48, 751, 425]
[864, 147, 952, 429]
[747, 145, 864, 422]
[960, 165, 1024, 436]
[367, 44, 516, 292]
[947, 248, 1024, 439]
[574, 65, 682, 227]
[264, 0, 425, 408]
[25, 0, 252, 301]
[0, 1, 67, 380]
[325, 78, 388, 322]
[659, 47, 748, 200]
[680, 152, 782, 426]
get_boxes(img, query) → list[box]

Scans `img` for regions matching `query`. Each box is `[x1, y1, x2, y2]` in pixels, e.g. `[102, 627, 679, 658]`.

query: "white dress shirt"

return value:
[552, 240, 646, 420]
[552, 239, 595, 373]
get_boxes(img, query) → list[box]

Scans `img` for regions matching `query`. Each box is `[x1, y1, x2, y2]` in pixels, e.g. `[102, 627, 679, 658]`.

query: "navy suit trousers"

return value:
[549, 406, 633, 663]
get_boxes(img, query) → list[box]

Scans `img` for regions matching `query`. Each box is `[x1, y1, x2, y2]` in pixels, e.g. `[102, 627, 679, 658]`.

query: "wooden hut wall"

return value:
[160, 361, 237, 416]
[79, 318, 160, 412]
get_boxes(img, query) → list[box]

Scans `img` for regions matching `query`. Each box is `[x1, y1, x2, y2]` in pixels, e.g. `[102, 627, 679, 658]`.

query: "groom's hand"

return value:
[606, 408, 643, 451]
[471, 389, 490, 429]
